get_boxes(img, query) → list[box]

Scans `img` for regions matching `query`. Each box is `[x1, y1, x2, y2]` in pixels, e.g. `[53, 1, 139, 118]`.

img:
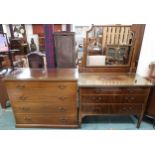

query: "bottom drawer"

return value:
[15, 114, 77, 125]
[81, 103, 142, 115]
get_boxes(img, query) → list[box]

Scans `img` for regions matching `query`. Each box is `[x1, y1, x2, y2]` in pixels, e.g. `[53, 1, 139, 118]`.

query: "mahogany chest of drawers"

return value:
[4, 68, 78, 128]
[79, 73, 152, 128]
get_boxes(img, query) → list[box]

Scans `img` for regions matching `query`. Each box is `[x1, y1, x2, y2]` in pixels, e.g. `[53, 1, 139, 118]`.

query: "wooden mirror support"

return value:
[79, 24, 145, 73]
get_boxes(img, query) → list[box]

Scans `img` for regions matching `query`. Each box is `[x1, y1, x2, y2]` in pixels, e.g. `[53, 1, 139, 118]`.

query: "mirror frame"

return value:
[79, 24, 145, 73]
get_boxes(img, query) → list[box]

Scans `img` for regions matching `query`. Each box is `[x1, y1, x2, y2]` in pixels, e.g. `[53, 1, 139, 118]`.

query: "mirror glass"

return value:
[86, 25, 134, 67]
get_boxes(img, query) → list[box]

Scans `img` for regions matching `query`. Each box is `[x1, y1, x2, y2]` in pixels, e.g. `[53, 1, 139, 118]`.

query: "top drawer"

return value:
[5, 81, 77, 96]
[80, 87, 150, 95]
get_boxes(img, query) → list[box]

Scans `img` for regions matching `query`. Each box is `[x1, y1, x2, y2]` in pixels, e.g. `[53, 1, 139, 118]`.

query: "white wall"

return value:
[25, 24, 39, 51]
[137, 24, 155, 77]
[2, 24, 11, 38]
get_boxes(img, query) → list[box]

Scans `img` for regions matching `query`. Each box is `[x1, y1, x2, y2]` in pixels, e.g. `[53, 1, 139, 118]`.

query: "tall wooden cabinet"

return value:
[54, 32, 76, 68]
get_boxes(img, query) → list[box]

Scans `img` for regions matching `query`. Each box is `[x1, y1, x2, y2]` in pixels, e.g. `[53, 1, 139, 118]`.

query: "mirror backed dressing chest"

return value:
[79, 24, 152, 128]
[3, 24, 152, 128]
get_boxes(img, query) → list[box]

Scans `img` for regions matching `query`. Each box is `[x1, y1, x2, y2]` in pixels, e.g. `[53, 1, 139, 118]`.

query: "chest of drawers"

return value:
[4, 68, 78, 128]
[79, 73, 152, 128]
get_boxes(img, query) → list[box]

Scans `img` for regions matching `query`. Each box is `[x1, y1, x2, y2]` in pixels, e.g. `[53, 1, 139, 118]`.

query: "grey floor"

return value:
[0, 105, 154, 130]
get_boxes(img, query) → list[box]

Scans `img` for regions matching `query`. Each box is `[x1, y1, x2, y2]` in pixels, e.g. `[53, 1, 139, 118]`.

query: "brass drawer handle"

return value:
[128, 88, 134, 93]
[95, 96, 102, 101]
[130, 97, 135, 101]
[19, 96, 27, 101]
[16, 85, 25, 89]
[122, 107, 127, 111]
[124, 97, 129, 100]
[58, 107, 66, 112]
[58, 85, 66, 90]
[19, 107, 30, 111]
[24, 117, 32, 121]
[95, 89, 102, 93]
[58, 96, 67, 101]
[59, 118, 67, 122]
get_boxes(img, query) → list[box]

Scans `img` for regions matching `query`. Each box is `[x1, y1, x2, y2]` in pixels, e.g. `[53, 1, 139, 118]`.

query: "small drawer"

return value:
[81, 95, 147, 104]
[81, 103, 142, 115]
[5, 81, 77, 96]
[15, 114, 78, 125]
[80, 87, 150, 95]
[13, 104, 77, 114]
[8, 94, 76, 104]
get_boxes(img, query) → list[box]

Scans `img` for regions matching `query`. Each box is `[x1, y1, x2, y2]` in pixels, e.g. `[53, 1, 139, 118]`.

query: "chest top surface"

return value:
[79, 73, 152, 87]
[4, 68, 78, 81]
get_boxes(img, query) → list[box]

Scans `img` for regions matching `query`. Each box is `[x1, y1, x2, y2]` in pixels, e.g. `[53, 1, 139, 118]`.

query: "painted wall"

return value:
[137, 24, 155, 77]
[25, 24, 39, 51]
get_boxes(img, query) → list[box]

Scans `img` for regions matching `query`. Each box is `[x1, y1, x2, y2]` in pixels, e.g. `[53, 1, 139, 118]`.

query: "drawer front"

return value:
[12, 104, 77, 114]
[80, 87, 149, 95]
[9, 94, 76, 105]
[15, 114, 77, 125]
[6, 81, 77, 96]
[81, 95, 147, 104]
[81, 103, 142, 115]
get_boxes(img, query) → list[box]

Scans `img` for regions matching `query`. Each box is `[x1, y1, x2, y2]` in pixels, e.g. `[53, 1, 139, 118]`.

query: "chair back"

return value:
[27, 51, 45, 68]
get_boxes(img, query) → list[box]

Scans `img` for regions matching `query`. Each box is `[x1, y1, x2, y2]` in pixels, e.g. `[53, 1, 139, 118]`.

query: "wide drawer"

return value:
[12, 104, 77, 114]
[9, 94, 76, 104]
[5, 81, 77, 96]
[81, 95, 147, 104]
[15, 114, 77, 125]
[81, 103, 142, 115]
[80, 87, 150, 95]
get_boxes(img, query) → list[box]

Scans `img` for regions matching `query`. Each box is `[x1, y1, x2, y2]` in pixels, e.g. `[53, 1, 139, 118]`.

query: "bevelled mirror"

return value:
[86, 25, 134, 66]
[80, 24, 145, 73]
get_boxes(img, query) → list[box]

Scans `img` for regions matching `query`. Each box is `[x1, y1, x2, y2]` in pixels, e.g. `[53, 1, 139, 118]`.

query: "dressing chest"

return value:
[78, 24, 152, 128]
[4, 68, 79, 128]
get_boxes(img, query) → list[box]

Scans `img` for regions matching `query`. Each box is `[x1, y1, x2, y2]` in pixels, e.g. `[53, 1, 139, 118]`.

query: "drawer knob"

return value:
[58, 85, 66, 90]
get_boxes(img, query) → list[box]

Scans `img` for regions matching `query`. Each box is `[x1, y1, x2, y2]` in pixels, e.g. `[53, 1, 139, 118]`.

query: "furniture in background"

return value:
[27, 51, 45, 68]
[0, 70, 10, 109]
[79, 24, 151, 128]
[146, 80, 155, 128]
[54, 32, 76, 68]
[9, 38, 28, 55]
[4, 68, 78, 128]
[144, 62, 155, 128]
[32, 24, 62, 52]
